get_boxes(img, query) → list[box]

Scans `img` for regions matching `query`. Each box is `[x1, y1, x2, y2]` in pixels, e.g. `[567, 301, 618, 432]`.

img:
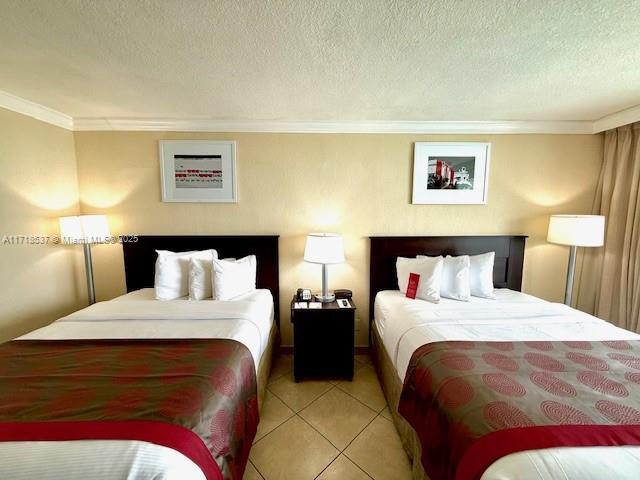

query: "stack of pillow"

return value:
[396, 252, 495, 303]
[154, 249, 257, 301]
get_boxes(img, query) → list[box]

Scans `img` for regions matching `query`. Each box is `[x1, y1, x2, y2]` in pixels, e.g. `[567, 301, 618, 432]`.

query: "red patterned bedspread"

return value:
[0, 339, 259, 480]
[398, 340, 640, 480]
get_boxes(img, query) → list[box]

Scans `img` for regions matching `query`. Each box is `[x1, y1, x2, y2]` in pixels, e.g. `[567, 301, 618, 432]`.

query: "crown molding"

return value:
[0, 90, 73, 130]
[592, 104, 640, 133]
[5, 90, 637, 135]
[72, 118, 594, 134]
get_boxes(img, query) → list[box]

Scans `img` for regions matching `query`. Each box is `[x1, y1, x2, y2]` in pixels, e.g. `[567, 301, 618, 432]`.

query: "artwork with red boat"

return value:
[174, 154, 224, 189]
[160, 140, 237, 203]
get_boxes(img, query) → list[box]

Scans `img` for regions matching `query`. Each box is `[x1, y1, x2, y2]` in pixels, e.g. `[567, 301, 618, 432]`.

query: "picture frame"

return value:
[159, 140, 237, 203]
[412, 142, 490, 205]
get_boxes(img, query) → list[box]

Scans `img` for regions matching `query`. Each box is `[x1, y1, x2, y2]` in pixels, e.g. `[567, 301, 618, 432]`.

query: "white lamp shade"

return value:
[59, 215, 111, 244]
[304, 233, 345, 264]
[547, 215, 605, 247]
[58, 216, 83, 242]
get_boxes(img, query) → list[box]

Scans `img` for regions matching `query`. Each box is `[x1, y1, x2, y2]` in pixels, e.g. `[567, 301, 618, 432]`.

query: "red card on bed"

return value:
[406, 272, 420, 299]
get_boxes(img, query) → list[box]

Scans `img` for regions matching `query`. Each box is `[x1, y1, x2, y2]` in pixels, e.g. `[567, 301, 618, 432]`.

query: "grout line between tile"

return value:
[247, 459, 265, 480]
[313, 381, 379, 418]
[312, 453, 375, 480]
[333, 382, 385, 413]
[286, 404, 343, 478]
[293, 387, 347, 451]
[294, 412, 342, 452]
[281, 384, 376, 455]
[266, 366, 291, 385]
[249, 415, 287, 447]
[265, 364, 384, 445]
[345, 455, 376, 480]
[341, 411, 381, 454]
[251, 409, 386, 480]
[351, 458, 376, 480]
[251, 386, 297, 447]
[340, 413, 385, 478]
[264, 382, 286, 405]
[297, 384, 337, 412]
[312, 457, 335, 480]
[263, 382, 344, 451]
[252, 410, 294, 446]
[256, 356, 387, 478]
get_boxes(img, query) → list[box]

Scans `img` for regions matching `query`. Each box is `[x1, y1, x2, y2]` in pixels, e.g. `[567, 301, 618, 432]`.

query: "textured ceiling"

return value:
[0, 0, 638, 122]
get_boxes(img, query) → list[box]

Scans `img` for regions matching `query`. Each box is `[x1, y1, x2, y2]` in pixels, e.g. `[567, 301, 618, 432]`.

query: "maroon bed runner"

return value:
[398, 340, 640, 480]
[0, 339, 259, 480]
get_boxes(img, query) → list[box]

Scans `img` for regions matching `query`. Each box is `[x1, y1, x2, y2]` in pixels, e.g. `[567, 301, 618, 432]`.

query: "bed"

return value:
[0, 235, 280, 480]
[369, 235, 640, 480]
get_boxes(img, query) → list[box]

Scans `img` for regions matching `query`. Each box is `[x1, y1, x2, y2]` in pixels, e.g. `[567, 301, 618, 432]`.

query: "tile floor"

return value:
[244, 354, 413, 480]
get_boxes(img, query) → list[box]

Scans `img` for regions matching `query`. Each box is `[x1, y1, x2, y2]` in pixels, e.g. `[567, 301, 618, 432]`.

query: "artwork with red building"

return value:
[427, 156, 475, 190]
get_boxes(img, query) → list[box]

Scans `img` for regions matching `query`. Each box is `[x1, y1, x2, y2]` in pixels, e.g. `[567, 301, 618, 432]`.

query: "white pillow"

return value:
[396, 256, 444, 303]
[212, 255, 257, 301]
[189, 257, 214, 300]
[418, 254, 471, 301]
[469, 251, 496, 299]
[189, 257, 238, 300]
[441, 255, 471, 301]
[154, 249, 217, 300]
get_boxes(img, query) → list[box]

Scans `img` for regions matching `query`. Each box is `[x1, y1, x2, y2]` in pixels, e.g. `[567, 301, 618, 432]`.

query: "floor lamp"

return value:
[547, 214, 605, 306]
[59, 215, 111, 305]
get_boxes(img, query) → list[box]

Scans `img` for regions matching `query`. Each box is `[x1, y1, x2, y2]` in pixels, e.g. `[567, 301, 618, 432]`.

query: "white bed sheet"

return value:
[0, 440, 205, 480]
[2, 288, 275, 480]
[375, 289, 639, 380]
[374, 289, 640, 480]
[21, 287, 274, 371]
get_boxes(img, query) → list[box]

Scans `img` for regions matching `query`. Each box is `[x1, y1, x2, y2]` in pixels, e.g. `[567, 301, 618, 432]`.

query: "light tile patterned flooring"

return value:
[244, 355, 413, 480]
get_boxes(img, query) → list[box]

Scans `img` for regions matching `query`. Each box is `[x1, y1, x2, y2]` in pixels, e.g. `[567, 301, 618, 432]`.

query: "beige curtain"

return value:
[579, 122, 640, 331]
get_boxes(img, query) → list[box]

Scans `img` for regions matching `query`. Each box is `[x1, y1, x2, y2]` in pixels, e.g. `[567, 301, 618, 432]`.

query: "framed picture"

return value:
[412, 142, 490, 205]
[159, 140, 237, 203]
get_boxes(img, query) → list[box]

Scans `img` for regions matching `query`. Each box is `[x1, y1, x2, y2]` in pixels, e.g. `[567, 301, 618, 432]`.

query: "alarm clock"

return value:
[296, 288, 312, 301]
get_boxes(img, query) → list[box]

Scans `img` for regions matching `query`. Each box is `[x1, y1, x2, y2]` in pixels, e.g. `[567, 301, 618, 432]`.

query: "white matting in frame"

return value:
[160, 140, 237, 203]
[412, 142, 490, 205]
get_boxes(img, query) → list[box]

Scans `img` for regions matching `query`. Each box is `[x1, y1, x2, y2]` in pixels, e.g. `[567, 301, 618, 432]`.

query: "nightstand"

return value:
[290, 296, 355, 382]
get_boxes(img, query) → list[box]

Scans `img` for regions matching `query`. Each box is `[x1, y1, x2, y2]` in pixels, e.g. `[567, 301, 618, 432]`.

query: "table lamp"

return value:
[304, 233, 345, 303]
[547, 214, 605, 306]
[59, 214, 111, 304]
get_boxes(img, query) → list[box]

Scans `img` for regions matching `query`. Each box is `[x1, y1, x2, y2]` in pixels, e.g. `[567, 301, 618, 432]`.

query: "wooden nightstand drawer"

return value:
[291, 297, 355, 381]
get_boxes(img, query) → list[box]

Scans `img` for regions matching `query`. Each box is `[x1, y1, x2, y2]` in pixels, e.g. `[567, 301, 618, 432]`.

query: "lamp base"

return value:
[315, 293, 335, 303]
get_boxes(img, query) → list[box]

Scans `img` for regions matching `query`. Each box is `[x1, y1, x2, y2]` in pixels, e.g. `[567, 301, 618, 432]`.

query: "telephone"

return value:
[296, 288, 312, 301]
[334, 289, 353, 300]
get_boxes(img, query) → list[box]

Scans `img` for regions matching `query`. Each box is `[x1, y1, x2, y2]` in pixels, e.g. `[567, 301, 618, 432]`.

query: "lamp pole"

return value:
[322, 263, 329, 299]
[564, 245, 577, 306]
[83, 243, 96, 305]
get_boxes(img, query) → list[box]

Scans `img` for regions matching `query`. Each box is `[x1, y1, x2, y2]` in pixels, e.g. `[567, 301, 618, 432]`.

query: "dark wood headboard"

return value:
[121, 235, 280, 326]
[369, 235, 527, 324]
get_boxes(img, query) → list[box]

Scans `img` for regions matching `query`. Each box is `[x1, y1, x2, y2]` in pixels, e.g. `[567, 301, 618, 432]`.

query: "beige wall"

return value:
[74, 131, 603, 346]
[0, 107, 84, 342]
